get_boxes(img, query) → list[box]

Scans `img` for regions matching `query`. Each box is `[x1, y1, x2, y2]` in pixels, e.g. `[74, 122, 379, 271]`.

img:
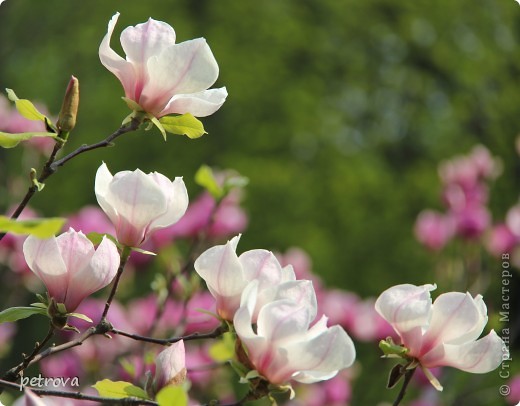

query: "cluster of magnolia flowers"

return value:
[0, 10, 512, 406]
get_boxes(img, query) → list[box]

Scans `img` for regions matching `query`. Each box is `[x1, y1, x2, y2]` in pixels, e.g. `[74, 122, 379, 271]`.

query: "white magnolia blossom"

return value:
[23, 228, 119, 312]
[375, 283, 507, 389]
[99, 13, 227, 118]
[234, 281, 356, 385]
[95, 162, 188, 247]
[194, 235, 315, 321]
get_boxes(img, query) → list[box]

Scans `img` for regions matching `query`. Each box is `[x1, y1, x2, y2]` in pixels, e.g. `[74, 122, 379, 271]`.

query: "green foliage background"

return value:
[0, 0, 519, 405]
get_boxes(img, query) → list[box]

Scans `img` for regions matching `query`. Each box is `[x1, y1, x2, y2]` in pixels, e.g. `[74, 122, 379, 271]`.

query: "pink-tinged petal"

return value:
[141, 38, 219, 111]
[422, 292, 486, 351]
[120, 18, 176, 65]
[256, 300, 312, 341]
[23, 388, 47, 406]
[105, 169, 168, 245]
[66, 236, 120, 311]
[424, 330, 505, 373]
[239, 249, 285, 288]
[287, 325, 356, 384]
[506, 205, 520, 237]
[193, 236, 244, 319]
[149, 176, 189, 230]
[99, 13, 137, 99]
[154, 340, 186, 390]
[55, 229, 95, 280]
[23, 235, 68, 303]
[94, 163, 118, 225]
[375, 283, 435, 336]
[160, 88, 228, 117]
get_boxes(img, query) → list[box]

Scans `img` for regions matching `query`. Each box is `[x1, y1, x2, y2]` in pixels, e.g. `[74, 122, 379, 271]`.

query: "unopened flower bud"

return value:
[57, 75, 79, 132]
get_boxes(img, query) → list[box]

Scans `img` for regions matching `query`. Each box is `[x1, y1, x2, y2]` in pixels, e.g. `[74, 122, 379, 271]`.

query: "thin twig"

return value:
[0, 118, 141, 242]
[0, 378, 158, 405]
[101, 246, 132, 321]
[392, 367, 416, 406]
[112, 324, 227, 346]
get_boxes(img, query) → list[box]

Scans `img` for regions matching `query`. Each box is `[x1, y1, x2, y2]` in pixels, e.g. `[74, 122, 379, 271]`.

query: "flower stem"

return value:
[393, 367, 416, 406]
[101, 245, 132, 322]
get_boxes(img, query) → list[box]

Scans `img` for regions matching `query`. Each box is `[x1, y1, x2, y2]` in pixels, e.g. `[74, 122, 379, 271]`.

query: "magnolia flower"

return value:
[95, 163, 188, 247]
[154, 340, 186, 392]
[234, 281, 356, 385]
[194, 235, 315, 321]
[375, 283, 506, 390]
[99, 13, 227, 118]
[23, 228, 119, 313]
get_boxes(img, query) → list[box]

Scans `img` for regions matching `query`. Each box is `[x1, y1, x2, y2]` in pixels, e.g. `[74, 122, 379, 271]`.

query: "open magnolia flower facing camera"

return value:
[99, 12, 227, 118]
[375, 283, 507, 391]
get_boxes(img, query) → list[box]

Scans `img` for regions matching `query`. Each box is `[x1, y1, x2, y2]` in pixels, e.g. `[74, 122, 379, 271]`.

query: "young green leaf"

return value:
[0, 306, 48, 323]
[156, 385, 188, 406]
[67, 312, 93, 323]
[208, 332, 235, 362]
[0, 131, 56, 149]
[92, 379, 149, 399]
[195, 165, 223, 200]
[159, 114, 207, 139]
[6, 89, 50, 122]
[0, 216, 65, 238]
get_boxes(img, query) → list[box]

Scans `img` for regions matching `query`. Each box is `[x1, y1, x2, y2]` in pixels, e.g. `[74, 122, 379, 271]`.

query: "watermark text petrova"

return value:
[498, 253, 513, 398]
[19, 374, 80, 391]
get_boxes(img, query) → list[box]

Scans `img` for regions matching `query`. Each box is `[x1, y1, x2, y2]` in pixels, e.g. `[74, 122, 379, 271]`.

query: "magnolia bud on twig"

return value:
[57, 75, 79, 133]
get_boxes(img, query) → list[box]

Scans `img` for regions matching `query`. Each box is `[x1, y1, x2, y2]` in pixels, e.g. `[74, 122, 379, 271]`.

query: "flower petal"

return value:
[66, 236, 120, 311]
[23, 235, 68, 303]
[154, 340, 186, 390]
[140, 38, 220, 110]
[99, 13, 137, 99]
[375, 283, 435, 336]
[95, 163, 118, 225]
[148, 175, 189, 230]
[424, 330, 506, 373]
[423, 292, 487, 349]
[256, 299, 313, 342]
[160, 88, 228, 117]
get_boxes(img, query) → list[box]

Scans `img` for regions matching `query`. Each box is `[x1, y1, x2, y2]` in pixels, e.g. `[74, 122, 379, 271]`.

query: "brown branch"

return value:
[392, 367, 416, 406]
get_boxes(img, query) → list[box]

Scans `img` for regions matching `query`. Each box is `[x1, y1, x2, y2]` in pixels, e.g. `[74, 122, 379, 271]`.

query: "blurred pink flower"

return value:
[486, 224, 517, 256]
[507, 374, 520, 405]
[99, 13, 227, 118]
[414, 210, 455, 251]
[452, 205, 491, 239]
[67, 206, 115, 236]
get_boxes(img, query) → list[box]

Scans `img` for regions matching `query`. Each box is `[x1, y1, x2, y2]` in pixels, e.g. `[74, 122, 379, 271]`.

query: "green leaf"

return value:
[0, 216, 65, 238]
[208, 332, 235, 362]
[379, 338, 408, 357]
[195, 165, 223, 200]
[86, 232, 118, 247]
[30, 302, 48, 309]
[92, 379, 149, 400]
[159, 114, 207, 139]
[0, 306, 48, 323]
[6, 89, 49, 122]
[0, 131, 56, 149]
[150, 115, 167, 141]
[67, 312, 93, 323]
[156, 385, 188, 406]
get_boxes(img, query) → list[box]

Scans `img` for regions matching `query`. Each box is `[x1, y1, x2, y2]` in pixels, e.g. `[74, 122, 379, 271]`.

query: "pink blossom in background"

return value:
[152, 191, 248, 247]
[288, 370, 353, 406]
[507, 374, 520, 404]
[452, 205, 491, 239]
[99, 13, 227, 118]
[486, 224, 517, 256]
[66, 206, 115, 236]
[414, 210, 455, 251]
[183, 291, 219, 334]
